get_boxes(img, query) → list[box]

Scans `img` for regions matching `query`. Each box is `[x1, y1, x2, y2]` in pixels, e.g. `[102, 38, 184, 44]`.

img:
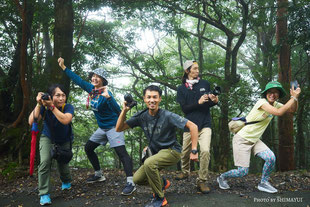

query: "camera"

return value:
[41, 93, 50, 100]
[50, 145, 60, 160]
[211, 86, 221, 96]
[290, 80, 298, 90]
[124, 94, 137, 108]
[50, 144, 73, 164]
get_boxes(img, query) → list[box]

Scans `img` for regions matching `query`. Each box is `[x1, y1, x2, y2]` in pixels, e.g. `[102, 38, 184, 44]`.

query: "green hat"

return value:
[261, 81, 286, 98]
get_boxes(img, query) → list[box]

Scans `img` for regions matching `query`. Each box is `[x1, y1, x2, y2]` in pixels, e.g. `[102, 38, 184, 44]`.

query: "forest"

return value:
[0, 0, 309, 179]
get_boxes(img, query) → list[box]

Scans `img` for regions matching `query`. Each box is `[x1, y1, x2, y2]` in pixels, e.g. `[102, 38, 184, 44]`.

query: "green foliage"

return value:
[1, 162, 18, 180]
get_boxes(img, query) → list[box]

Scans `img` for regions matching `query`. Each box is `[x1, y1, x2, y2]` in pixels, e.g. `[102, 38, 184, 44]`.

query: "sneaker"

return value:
[86, 174, 106, 183]
[40, 194, 51, 206]
[145, 195, 168, 207]
[121, 182, 136, 195]
[152, 178, 171, 198]
[61, 182, 71, 190]
[258, 181, 278, 193]
[197, 181, 211, 194]
[217, 176, 230, 190]
[175, 172, 188, 180]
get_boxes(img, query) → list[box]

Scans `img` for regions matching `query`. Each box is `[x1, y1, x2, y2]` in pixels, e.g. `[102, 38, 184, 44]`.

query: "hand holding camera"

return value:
[124, 94, 137, 108]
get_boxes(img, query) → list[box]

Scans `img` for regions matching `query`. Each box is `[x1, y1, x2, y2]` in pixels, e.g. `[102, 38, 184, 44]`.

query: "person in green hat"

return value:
[217, 81, 300, 193]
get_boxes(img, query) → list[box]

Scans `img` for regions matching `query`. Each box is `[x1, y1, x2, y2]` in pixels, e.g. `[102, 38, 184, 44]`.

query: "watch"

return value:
[48, 105, 55, 111]
[191, 149, 198, 154]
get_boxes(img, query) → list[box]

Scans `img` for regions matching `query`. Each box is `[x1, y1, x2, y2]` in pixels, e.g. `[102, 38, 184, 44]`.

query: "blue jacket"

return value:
[64, 68, 120, 129]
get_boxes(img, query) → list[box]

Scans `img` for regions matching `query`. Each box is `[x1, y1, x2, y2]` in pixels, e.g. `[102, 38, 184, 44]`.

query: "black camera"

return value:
[211, 86, 221, 96]
[124, 94, 137, 108]
[41, 93, 50, 100]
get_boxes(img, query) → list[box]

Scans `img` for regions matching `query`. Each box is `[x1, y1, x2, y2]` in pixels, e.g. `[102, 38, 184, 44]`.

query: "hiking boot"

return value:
[162, 177, 170, 191]
[86, 174, 106, 183]
[121, 182, 136, 195]
[61, 182, 71, 190]
[40, 194, 51, 206]
[197, 181, 211, 194]
[258, 181, 278, 193]
[175, 172, 188, 180]
[145, 195, 168, 207]
[217, 176, 230, 190]
[152, 177, 171, 198]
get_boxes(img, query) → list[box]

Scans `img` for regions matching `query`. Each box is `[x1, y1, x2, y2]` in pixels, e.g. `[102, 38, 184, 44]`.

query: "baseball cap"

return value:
[183, 60, 197, 71]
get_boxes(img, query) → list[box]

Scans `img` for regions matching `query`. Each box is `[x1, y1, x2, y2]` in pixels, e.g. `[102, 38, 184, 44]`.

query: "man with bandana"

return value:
[175, 60, 219, 194]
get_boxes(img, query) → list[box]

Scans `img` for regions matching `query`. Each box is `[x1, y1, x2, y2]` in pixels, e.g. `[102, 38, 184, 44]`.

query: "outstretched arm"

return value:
[58, 57, 93, 93]
[260, 86, 301, 116]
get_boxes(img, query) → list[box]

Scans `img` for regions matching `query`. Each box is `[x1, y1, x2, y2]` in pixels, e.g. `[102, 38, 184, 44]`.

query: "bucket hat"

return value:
[261, 81, 286, 98]
[89, 68, 108, 86]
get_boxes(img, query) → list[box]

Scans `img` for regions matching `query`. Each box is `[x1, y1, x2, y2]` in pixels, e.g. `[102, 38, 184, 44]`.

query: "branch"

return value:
[73, 11, 89, 54]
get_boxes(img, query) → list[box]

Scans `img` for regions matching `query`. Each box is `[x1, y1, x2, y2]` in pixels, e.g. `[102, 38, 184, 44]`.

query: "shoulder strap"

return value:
[61, 103, 66, 112]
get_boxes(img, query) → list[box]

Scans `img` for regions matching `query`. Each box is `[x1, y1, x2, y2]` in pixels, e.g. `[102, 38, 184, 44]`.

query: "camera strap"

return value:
[144, 109, 160, 153]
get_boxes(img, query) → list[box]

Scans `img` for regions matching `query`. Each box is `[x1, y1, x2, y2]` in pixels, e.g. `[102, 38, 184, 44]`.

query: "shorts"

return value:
[233, 134, 269, 167]
[89, 127, 125, 148]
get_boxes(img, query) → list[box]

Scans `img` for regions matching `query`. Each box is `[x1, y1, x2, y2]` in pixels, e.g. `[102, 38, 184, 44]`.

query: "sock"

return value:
[127, 176, 135, 185]
[95, 170, 102, 177]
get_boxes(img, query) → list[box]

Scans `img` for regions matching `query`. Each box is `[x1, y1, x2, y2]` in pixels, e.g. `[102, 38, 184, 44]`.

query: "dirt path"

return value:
[1, 190, 309, 207]
[1, 168, 309, 207]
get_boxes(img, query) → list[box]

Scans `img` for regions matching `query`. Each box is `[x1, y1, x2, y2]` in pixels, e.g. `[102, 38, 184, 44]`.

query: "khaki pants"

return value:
[38, 135, 72, 195]
[233, 134, 269, 167]
[181, 127, 211, 182]
[133, 148, 181, 198]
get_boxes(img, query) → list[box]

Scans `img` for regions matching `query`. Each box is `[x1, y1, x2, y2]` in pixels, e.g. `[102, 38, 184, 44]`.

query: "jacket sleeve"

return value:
[106, 91, 121, 114]
[64, 68, 93, 93]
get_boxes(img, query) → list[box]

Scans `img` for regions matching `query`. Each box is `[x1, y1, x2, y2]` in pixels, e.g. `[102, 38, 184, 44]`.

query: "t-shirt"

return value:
[40, 104, 74, 144]
[238, 98, 283, 143]
[177, 79, 217, 131]
[64, 68, 120, 129]
[126, 109, 188, 154]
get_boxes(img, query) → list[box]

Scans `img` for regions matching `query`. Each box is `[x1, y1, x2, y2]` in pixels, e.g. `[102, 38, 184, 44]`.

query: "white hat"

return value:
[183, 60, 196, 71]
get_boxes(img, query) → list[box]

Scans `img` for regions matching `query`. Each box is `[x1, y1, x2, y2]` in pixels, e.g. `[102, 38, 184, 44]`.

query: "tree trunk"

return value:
[276, 0, 295, 171]
[53, 0, 73, 95]
[10, 0, 33, 128]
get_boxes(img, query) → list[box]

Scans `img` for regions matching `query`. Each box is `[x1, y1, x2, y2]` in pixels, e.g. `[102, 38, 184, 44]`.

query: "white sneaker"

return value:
[258, 181, 278, 193]
[217, 176, 230, 189]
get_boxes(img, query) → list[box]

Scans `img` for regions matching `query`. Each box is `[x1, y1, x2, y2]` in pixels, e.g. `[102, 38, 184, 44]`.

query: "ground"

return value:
[0, 167, 309, 207]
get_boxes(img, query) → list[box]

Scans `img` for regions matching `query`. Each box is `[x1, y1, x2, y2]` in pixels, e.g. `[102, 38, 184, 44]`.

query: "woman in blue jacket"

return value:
[58, 57, 135, 195]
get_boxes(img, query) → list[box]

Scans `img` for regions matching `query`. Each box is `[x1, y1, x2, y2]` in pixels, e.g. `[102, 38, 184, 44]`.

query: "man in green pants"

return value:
[116, 85, 199, 207]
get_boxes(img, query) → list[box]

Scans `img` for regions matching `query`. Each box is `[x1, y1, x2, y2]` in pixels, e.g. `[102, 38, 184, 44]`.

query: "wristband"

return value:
[49, 105, 55, 111]
[36, 103, 42, 108]
[290, 96, 298, 102]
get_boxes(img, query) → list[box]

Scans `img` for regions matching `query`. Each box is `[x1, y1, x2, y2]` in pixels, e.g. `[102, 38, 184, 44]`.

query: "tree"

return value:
[276, 0, 294, 171]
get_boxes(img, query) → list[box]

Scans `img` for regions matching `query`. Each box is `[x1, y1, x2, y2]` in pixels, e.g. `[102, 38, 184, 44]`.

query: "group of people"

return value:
[28, 58, 301, 206]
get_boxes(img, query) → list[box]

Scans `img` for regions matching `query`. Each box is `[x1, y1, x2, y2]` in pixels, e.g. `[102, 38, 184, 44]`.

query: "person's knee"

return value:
[84, 140, 97, 154]
[133, 174, 140, 184]
[266, 150, 276, 164]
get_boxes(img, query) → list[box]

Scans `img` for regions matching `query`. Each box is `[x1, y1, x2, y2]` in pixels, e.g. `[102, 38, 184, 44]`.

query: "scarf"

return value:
[185, 78, 200, 90]
[86, 88, 104, 109]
